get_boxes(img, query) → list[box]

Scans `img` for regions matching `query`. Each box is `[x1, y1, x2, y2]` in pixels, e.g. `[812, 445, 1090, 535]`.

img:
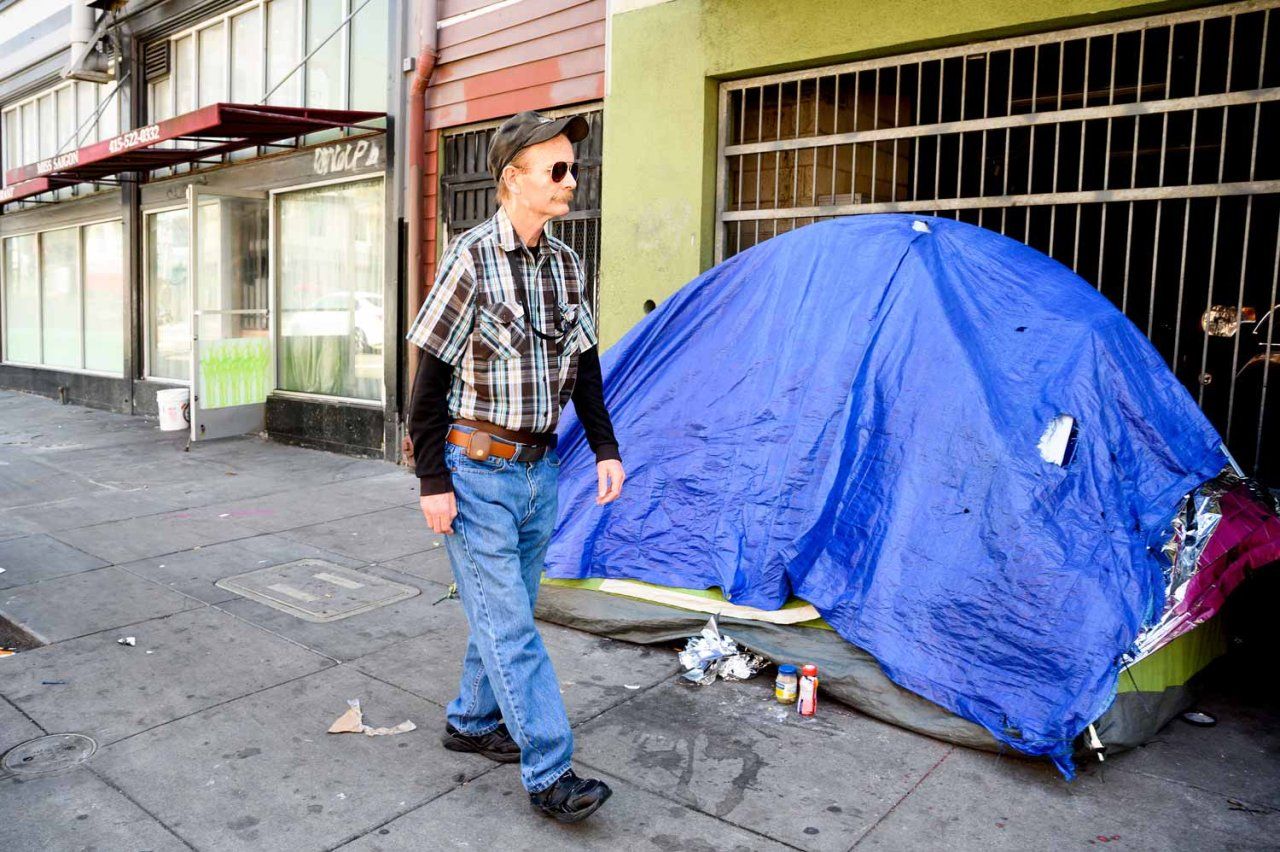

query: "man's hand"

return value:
[596, 459, 625, 506]
[420, 491, 458, 535]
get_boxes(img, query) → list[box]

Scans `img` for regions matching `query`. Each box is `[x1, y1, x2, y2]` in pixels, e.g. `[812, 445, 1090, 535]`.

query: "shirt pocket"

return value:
[472, 300, 528, 360]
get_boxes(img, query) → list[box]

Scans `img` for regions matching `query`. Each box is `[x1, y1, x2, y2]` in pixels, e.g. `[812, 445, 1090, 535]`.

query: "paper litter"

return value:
[327, 699, 416, 736]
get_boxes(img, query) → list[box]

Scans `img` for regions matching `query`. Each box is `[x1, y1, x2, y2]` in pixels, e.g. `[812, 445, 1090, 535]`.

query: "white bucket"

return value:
[156, 388, 190, 432]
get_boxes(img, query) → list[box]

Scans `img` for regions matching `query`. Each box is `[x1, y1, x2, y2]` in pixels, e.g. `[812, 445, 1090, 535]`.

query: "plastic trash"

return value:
[719, 653, 767, 681]
[1180, 710, 1217, 727]
[676, 615, 767, 686]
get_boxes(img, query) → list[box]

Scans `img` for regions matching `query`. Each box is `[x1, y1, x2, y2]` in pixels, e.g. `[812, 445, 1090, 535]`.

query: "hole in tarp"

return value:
[1038, 414, 1079, 467]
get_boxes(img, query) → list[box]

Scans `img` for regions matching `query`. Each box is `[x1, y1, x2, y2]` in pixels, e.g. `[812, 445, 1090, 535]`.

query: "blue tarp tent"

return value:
[546, 215, 1227, 777]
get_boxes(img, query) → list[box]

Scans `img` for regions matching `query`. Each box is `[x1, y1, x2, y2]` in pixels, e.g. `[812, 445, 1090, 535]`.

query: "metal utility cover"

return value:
[3, 734, 97, 776]
[216, 560, 419, 622]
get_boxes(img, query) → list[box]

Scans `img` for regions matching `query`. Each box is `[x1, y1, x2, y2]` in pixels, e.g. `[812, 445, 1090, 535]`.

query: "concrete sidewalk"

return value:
[0, 389, 1275, 852]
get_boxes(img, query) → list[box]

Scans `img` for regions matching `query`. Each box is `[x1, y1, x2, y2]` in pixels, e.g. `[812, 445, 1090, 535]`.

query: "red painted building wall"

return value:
[420, 0, 606, 289]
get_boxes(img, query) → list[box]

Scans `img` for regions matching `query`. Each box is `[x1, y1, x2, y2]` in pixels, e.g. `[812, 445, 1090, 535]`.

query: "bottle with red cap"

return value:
[797, 664, 819, 716]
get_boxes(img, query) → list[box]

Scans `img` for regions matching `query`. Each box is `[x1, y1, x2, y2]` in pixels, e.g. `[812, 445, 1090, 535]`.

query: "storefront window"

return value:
[2, 117, 17, 176]
[306, 0, 343, 109]
[20, 102, 37, 166]
[2, 78, 122, 205]
[349, 0, 387, 112]
[83, 223, 125, 374]
[75, 82, 96, 146]
[277, 178, 383, 401]
[267, 0, 302, 106]
[38, 95, 54, 160]
[199, 22, 228, 107]
[147, 209, 192, 381]
[98, 83, 118, 140]
[40, 228, 80, 369]
[231, 9, 263, 103]
[151, 78, 172, 124]
[175, 36, 196, 114]
[1, 224, 124, 374]
[195, 200, 222, 312]
[2, 235, 39, 364]
[145, 0, 387, 118]
[56, 87, 75, 158]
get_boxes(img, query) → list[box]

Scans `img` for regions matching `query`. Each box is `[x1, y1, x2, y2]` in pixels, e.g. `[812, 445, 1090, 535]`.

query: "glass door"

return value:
[188, 185, 271, 441]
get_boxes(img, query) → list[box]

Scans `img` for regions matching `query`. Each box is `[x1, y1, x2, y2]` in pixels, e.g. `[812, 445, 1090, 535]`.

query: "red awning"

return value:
[3, 103, 384, 187]
[0, 178, 56, 204]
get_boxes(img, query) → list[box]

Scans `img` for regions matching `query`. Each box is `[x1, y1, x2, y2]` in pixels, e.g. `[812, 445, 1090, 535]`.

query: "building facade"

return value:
[599, 0, 1279, 482]
[425, 0, 605, 310]
[0, 0, 607, 461]
[4, 0, 1276, 484]
[1, 0, 402, 457]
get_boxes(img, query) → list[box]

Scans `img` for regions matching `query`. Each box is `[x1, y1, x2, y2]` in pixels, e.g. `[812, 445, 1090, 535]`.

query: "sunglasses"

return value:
[549, 161, 579, 184]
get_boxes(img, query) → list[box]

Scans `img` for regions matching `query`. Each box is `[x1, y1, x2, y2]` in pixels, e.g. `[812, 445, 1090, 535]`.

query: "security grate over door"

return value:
[718, 1, 1280, 481]
[440, 107, 603, 312]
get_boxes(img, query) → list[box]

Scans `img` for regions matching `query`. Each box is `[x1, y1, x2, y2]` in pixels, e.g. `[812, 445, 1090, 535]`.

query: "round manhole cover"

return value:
[2, 733, 97, 776]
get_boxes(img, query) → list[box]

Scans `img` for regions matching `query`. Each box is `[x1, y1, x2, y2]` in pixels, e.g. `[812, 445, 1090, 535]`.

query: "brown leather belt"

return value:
[447, 423, 548, 463]
[453, 418, 553, 447]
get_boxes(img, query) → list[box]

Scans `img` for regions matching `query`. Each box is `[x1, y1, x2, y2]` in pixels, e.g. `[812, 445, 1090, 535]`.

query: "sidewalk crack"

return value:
[574, 756, 810, 852]
[87, 764, 201, 851]
[849, 745, 954, 849]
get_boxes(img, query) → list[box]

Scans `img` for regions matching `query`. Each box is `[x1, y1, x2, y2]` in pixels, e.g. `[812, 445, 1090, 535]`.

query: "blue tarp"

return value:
[546, 215, 1226, 777]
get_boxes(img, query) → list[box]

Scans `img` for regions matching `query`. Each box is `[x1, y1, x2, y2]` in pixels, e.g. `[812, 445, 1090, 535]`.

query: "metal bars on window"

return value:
[440, 108, 605, 313]
[717, 0, 1280, 480]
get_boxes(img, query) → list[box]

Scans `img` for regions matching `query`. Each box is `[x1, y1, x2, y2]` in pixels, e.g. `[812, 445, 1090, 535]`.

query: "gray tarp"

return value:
[535, 583, 1195, 761]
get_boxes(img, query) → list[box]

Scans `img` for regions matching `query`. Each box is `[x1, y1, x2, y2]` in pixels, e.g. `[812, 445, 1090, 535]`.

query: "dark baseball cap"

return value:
[487, 111, 589, 183]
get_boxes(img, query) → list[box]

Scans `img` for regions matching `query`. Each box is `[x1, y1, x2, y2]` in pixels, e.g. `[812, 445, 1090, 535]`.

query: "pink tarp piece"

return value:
[1140, 484, 1280, 656]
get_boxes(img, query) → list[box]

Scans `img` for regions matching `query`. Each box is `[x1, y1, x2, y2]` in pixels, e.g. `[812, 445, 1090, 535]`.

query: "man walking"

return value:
[406, 111, 624, 823]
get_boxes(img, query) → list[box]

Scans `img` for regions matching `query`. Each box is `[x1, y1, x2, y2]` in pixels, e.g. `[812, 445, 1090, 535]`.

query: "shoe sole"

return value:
[535, 786, 613, 824]
[441, 737, 522, 764]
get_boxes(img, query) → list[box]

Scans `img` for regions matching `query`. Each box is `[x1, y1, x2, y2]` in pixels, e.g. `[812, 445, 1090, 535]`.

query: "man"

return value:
[405, 111, 625, 823]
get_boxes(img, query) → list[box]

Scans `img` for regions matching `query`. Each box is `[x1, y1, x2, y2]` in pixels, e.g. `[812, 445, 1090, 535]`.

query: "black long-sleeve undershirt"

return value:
[570, 346, 622, 462]
[409, 347, 620, 496]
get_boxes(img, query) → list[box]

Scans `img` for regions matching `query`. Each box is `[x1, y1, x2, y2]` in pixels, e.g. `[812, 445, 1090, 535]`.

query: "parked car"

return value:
[281, 291, 384, 353]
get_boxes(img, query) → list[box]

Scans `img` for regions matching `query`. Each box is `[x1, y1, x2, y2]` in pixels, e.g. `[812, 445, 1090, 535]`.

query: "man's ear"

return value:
[502, 165, 521, 196]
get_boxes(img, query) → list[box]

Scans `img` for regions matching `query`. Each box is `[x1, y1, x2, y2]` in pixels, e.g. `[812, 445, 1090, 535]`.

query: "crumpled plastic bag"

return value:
[677, 615, 767, 686]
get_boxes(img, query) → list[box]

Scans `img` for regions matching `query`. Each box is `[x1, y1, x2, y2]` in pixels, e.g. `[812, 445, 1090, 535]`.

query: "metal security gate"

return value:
[440, 107, 603, 311]
[717, 1, 1280, 481]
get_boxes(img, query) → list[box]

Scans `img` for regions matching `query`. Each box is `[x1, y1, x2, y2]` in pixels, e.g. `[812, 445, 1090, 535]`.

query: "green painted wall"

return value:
[597, 0, 1205, 347]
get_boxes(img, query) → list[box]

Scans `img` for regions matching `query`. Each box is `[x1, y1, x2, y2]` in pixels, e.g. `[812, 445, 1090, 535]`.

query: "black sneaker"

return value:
[529, 769, 613, 823]
[440, 722, 521, 763]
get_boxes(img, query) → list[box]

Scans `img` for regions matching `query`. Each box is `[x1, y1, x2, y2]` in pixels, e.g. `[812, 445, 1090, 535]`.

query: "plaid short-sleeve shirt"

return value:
[406, 207, 599, 433]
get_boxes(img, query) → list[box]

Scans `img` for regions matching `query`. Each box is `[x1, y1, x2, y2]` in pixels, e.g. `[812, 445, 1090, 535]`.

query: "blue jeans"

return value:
[442, 440, 572, 792]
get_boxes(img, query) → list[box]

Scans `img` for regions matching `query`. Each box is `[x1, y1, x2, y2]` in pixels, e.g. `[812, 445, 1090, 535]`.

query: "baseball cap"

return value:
[487, 111, 589, 183]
